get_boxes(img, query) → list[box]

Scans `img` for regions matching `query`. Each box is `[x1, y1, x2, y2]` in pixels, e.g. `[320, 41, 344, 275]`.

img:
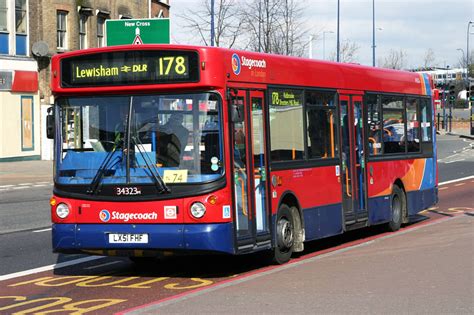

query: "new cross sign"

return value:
[106, 18, 170, 46]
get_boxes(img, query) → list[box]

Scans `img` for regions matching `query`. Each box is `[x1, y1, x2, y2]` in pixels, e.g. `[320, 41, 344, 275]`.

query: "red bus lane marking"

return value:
[1, 179, 471, 314]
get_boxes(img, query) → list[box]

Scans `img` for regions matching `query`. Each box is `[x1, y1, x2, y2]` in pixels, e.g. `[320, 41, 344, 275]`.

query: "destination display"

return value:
[270, 89, 304, 107]
[60, 50, 199, 87]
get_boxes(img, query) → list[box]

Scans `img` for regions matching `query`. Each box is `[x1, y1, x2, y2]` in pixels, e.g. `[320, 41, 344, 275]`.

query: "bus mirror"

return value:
[231, 103, 244, 123]
[46, 114, 55, 139]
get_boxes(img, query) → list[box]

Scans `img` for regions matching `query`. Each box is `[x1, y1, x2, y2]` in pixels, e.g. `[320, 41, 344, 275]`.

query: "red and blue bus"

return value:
[48, 45, 437, 264]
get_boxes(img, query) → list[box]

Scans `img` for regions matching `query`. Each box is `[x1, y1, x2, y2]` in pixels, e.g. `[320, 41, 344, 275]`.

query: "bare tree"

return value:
[422, 48, 436, 69]
[328, 40, 360, 63]
[177, 0, 243, 48]
[241, 0, 308, 56]
[381, 49, 407, 70]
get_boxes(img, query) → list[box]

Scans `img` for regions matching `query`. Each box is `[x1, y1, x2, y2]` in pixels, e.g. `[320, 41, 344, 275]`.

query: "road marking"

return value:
[18, 183, 33, 186]
[454, 183, 465, 186]
[439, 175, 474, 186]
[438, 187, 448, 191]
[12, 186, 29, 190]
[32, 184, 47, 187]
[444, 159, 466, 164]
[0, 256, 104, 282]
[35, 182, 50, 184]
[84, 261, 122, 270]
[0, 185, 14, 188]
[32, 228, 52, 233]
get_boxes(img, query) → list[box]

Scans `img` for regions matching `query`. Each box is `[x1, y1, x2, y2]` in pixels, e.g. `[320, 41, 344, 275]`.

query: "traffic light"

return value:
[470, 84, 474, 108]
[448, 85, 455, 106]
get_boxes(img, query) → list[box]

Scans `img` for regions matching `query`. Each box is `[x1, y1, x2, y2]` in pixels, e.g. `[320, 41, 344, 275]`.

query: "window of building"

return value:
[367, 94, 382, 156]
[0, 0, 7, 54]
[382, 96, 405, 154]
[269, 88, 304, 161]
[406, 98, 420, 153]
[57, 11, 67, 49]
[15, 0, 27, 55]
[97, 16, 106, 47]
[0, 0, 7, 32]
[79, 14, 88, 49]
[305, 90, 338, 159]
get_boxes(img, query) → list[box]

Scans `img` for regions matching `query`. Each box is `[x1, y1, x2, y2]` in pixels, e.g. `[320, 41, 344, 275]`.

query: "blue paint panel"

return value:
[303, 203, 343, 241]
[420, 157, 436, 190]
[406, 188, 438, 216]
[423, 73, 432, 96]
[16, 34, 27, 55]
[368, 195, 391, 225]
[52, 222, 235, 254]
[184, 223, 235, 254]
[0, 33, 8, 54]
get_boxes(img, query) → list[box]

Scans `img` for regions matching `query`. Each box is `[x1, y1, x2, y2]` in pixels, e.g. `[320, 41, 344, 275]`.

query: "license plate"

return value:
[108, 233, 148, 244]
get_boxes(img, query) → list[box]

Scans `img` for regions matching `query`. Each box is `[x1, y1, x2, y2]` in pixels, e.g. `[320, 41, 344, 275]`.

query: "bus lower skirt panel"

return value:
[52, 222, 235, 255]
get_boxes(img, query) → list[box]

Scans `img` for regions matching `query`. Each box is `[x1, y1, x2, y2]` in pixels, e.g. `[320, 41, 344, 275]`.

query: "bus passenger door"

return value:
[230, 88, 271, 251]
[339, 94, 368, 227]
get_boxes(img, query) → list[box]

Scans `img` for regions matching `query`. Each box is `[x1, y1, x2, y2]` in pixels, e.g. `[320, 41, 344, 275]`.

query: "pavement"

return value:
[0, 160, 53, 186]
[124, 212, 474, 314]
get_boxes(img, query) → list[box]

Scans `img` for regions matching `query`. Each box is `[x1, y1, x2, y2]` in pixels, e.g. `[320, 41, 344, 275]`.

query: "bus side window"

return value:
[366, 94, 382, 156]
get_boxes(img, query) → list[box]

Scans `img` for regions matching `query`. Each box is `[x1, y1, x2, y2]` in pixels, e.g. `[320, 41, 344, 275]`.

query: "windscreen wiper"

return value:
[87, 142, 121, 195]
[132, 136, 170, 194]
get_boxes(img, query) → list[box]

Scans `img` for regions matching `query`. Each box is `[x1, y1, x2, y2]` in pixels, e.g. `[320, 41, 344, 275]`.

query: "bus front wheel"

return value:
[273, 204, 295, 264]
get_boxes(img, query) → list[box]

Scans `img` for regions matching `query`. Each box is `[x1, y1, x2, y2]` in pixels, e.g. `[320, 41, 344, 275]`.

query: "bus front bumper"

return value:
[52, 223, 235, 255]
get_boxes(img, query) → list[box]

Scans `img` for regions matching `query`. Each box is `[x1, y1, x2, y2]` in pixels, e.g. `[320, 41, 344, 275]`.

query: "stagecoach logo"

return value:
[231, 53, 267, 76]
[99, 209, 111, 222]
[231, 53, 241, 75]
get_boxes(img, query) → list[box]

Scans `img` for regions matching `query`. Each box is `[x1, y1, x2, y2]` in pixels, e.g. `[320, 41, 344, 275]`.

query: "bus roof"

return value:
[51, 44, 432, 97]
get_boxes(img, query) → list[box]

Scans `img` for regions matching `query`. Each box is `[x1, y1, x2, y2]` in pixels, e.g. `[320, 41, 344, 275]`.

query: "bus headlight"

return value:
[56, 203, 70, 219]
[190, 202, 206, 219]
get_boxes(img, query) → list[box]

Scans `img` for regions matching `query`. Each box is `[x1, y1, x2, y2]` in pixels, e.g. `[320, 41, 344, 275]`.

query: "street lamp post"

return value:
[323, 31, 334, 60]
[210, 0, 215, 46]
[468, 21, 473, 135]
[372, 0, 375, 66]
[337, 0, 340, 62]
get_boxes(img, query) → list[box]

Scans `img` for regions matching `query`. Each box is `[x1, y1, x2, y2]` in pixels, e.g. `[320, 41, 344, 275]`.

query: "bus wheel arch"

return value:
[275, 193, 305, 260]
[386, 181, 407, 232]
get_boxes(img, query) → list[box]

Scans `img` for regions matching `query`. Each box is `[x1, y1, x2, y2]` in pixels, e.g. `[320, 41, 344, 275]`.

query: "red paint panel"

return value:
[270, 165, 342, 214]
[366, 159, 426, 198]
[12, 71, 38, 92]
[51, 186, 233, 224]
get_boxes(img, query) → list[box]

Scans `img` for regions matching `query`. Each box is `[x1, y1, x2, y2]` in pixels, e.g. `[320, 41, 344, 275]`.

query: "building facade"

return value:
[0, 0, 170, 161]
[0, 0, 40, 161]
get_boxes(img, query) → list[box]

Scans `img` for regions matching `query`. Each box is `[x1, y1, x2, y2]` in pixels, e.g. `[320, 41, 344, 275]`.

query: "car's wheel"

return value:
[386, 185, 405, 232]
[272, 204, 295, 264]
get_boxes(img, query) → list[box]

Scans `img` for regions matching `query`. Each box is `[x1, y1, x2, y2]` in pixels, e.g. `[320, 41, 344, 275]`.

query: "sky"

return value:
[169, 0, 474, 69]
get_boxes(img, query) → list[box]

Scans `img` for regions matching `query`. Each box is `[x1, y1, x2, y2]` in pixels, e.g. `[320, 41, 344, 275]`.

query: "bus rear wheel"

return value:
[386, 185, 405, 232]
[272, 204, 295, 264]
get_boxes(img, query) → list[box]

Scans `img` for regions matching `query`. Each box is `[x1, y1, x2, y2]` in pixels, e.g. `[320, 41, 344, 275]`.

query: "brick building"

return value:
[0, 0, 170, 161]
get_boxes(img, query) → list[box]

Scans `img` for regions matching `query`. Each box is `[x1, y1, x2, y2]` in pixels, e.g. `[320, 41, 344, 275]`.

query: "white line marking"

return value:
[32, 184, 47, 187]
[0, 256, 104, 282]
[12, 186, 29, 190]
[18, 183, 33, 186]
[0, 185, 14, 188]
[84, 261, 122, 270]
[439, 175, 474, 186]
[35, 182, 50, 184]
[444, 159, 466, 164]
[32, 228, 52, 233]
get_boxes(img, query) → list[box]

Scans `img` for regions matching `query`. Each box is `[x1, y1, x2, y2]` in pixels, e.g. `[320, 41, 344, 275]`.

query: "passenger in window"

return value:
[161, 113, 190, 156]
